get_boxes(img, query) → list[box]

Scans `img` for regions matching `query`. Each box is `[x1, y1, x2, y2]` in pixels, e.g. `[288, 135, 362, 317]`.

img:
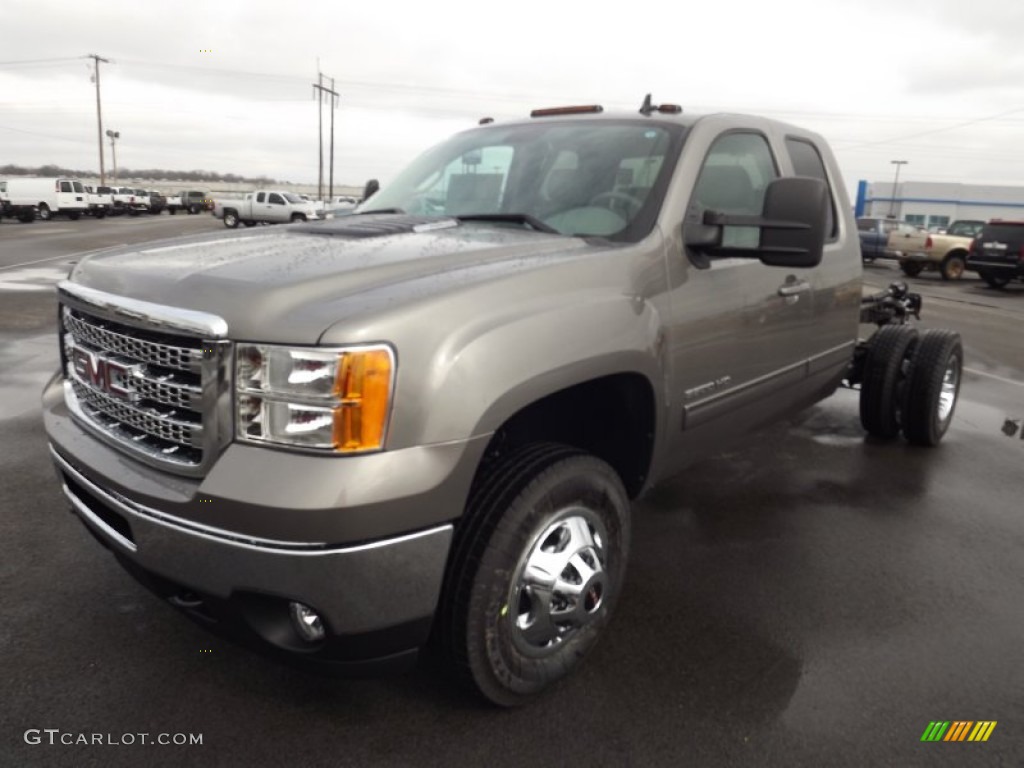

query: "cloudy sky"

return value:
[2, 0, 1022, 198]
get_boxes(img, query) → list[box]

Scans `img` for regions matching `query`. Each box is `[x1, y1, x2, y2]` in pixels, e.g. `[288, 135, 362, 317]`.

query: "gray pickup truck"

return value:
[42, 98, 962, 706]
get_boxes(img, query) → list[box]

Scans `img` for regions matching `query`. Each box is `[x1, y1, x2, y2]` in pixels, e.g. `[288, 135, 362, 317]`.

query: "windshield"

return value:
[283, 193, 304, 204]
[365, 119, 685, 241]
[947, 220, 984, 237]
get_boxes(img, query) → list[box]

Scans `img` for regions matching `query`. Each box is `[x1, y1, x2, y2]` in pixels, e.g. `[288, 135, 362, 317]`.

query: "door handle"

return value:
[777, 280, 810, 297]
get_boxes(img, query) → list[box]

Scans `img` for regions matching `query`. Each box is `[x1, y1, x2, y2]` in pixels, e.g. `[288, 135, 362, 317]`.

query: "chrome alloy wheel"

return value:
[508, 509, 610, 657]
[938, 355, 960, 423]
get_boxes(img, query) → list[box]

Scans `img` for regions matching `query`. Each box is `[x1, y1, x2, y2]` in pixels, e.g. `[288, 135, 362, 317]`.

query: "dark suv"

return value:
[966, 220, 1024, 288]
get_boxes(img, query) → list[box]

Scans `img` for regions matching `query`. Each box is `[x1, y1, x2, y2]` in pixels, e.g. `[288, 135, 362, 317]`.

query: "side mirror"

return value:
[757, 176, 828, 267]
[684, 176, 828, 268]
[362, 178, 380, 201]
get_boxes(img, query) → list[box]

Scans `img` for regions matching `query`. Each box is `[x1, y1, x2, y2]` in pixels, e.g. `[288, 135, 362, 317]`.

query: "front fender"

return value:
[416, 291, 666, 445]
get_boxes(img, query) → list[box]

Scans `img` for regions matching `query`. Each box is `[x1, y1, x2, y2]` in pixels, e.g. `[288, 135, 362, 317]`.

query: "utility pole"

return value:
[106, 130, 120, 182]
[889, 160, 908, 218]
[88, 54, 111, 184]
[312, 72, 339, 202]
[329, 77, 338, 202]
[312, 62, 324, 202]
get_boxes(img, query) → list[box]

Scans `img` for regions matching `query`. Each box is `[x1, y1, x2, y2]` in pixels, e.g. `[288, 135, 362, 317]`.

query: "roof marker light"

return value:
[530, 105, 604, 118]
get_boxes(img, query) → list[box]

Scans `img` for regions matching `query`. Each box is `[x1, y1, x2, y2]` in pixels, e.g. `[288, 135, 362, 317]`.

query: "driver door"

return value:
[667, 130, 815, 453]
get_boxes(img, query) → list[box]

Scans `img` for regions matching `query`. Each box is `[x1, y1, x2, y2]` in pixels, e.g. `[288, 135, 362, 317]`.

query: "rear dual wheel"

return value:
[860, 326, 917, 439]
[859, 326, 961, 446]
[901, 330, 962, 446]
[438, 443, 630, 707]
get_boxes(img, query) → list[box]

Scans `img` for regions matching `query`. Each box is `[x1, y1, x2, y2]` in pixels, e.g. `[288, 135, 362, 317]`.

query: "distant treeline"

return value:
[0, 164, 281, 185]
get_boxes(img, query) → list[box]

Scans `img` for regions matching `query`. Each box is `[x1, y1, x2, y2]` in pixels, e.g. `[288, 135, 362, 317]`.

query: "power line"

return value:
[0, 123, 93, 145]
[832, 106, 1024, 150]
[0, 56, 84, 68]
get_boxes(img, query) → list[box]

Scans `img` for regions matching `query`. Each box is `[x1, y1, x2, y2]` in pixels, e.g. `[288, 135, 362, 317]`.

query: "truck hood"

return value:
[68, 217, 609, 343]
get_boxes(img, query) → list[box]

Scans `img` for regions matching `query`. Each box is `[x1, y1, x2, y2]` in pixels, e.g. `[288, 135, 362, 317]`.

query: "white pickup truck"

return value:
[111, 187, 148, 216]
[83, 186, 114, 218]
[212, 190, 320, 228]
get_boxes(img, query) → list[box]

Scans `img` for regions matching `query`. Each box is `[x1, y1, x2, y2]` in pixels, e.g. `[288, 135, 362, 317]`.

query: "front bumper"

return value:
[43, 371, 490, 670]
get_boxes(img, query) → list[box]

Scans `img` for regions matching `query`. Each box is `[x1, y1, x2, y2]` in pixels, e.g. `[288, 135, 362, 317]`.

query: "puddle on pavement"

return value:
[0, 333, 59, 421]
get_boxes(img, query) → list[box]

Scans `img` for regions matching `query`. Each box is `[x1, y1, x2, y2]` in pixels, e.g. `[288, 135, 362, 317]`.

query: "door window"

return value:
[60, 181, 72, 193]
[785, 138, 836, 239]
[256, 193, 266, 203]
[268, 193, 285, 205]
[691, 133, 778, 248]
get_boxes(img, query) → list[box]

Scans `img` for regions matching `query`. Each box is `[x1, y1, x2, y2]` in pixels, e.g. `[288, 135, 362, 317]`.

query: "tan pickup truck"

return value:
[887, 219, 985, 279]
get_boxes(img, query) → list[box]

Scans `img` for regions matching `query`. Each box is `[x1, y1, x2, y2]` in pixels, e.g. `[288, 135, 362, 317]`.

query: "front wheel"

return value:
[899, 261, 923, 277]
[223, 211, 239, 229]
[290, 213, 307, 223]
[438, 443, 630, 707]
[901, 330, 962, 446]
[38, 204, 52, 221]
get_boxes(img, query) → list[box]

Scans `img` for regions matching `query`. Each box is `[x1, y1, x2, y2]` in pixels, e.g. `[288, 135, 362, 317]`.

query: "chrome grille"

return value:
[63, 311, 202, 373]
[71, 380, 202, 448]
[60, 301, 228, 474]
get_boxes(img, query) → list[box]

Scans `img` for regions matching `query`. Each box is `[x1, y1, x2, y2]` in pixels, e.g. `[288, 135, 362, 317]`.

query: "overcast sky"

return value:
[2, 0, 1022, 199]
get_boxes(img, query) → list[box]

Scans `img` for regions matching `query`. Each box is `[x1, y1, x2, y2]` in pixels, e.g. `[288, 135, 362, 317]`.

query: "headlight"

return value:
[235, 344, 394, 453]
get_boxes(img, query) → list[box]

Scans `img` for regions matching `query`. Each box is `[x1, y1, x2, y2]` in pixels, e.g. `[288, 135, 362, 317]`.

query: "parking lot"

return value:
[1, 219, 1022, 766]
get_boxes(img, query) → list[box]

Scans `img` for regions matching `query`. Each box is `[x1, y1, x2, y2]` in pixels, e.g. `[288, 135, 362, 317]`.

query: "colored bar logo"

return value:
[921, 721, 997, 742]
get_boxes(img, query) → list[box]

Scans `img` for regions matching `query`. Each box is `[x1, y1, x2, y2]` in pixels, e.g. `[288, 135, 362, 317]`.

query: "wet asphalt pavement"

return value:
[1, 219, 1022, 767]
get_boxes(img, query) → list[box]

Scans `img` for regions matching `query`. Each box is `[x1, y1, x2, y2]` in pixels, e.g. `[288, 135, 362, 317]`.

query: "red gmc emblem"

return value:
[71, 348, 138, 401]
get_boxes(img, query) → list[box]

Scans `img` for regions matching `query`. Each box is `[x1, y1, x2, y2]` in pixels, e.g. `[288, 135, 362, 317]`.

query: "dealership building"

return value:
[853, 181, 1024, 229]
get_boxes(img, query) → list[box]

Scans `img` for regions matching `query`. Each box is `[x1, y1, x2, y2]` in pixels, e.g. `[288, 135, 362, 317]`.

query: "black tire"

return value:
[940, 252, 966, 281]
[901, 330, 962, 446]
[899, 261, 923, 277]
[18, 212, 34, 223]
[189, 204, 200, 215]
[169, 208, 177, 215]
[979, 270, 1011, 289]
[859, 325, 918, 439]
[242, 220, 256, 227]
[290, 213, 307, 223]
[223, 211, 240, 229]
[67, 211, 81, 221]
[38, 204, 51, 221]
[438, 443, 631, 707]
[95, 210, 106, 219]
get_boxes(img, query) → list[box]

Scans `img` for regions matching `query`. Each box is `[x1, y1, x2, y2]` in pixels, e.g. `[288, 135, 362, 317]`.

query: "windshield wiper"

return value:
[356, 208, 405, 215]
[455, 213, 561, 235]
